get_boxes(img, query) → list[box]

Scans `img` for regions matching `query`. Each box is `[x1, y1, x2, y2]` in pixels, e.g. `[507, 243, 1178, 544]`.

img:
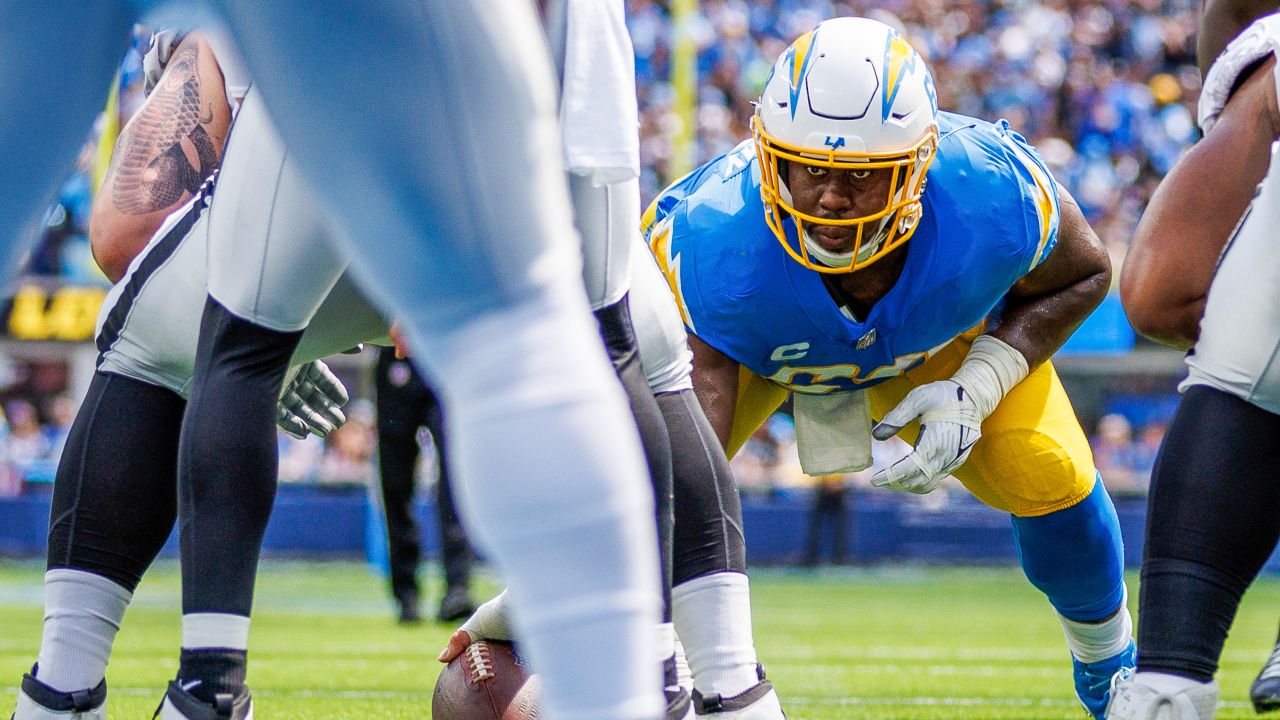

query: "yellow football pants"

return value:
[727, 332, 1098, 517]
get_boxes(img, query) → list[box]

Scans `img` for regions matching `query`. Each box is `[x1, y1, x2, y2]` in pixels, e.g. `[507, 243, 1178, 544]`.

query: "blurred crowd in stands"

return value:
[733, 404, 1170, 500]
[277, 399, 382, 487]
[0, 396, 80, 495]
[1090, 412, 1168, 495]
[0, 387, 387, 497]
[630, 0, 1201, 276]
[6, 3, 1200, 493]
[29, 2, 1203, 284]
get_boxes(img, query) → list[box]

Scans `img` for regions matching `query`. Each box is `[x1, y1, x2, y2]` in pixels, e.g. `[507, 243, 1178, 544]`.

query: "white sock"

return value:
[431, 293, 663, 720]
[1058, 595, 1133, 663]
[181, 614, 250, 651]
[673, 571, 761, 697]
[1133, 671, 1212, 694]
[656, 622, 676, 662]
[674, 637, 693, 692]
[35, 569, 132, 692]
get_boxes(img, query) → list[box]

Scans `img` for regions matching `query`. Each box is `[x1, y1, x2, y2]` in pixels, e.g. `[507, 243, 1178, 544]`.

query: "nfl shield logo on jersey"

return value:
[856, 329, 877, 349]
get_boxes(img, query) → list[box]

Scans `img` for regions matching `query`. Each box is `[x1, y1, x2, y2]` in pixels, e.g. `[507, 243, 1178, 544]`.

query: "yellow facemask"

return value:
[752, 115, 938, 274]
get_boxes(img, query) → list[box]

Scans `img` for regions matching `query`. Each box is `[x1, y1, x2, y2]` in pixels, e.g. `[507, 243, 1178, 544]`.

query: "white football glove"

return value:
[276, 360, 349, 439]
[870, 335, 1029, 495]
[143, 28, 186, 96]
[438, 589, 514, 663]
[459, 589, 514, 642]
[871, 381, 982, 494]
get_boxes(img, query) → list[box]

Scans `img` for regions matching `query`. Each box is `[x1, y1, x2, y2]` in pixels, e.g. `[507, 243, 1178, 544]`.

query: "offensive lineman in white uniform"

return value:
[532, 4, 781, 717]
[13, 167, 378, 720]
[1, 4, 665, 720]
[13, 97, 698, 720]
[1107, 11, 1280, 720]
[438, 3, 784, 717]
[12, 9, 782, 718]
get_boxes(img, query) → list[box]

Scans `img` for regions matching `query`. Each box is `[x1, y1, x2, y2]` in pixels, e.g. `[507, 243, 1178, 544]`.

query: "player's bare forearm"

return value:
[689, 333, 741, 452]
[1199, 0, 1280, 76]
[89, 32, 231, 281]
[991, 186, 1110, 368]
[1120, 56, 1279, 348]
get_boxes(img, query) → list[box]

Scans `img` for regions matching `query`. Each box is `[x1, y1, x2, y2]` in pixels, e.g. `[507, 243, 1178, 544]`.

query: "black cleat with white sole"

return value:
[691, 665, 785, 719]
[154, 680, 252, 720]
[11, 665, 106, 720]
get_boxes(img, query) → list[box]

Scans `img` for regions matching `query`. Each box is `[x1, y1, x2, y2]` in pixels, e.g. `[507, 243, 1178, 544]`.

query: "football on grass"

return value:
[432, 640, 541, 720]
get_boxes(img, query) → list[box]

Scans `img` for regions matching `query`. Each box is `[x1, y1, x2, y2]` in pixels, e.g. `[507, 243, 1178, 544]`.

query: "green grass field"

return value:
[2, 561, 1279, 719]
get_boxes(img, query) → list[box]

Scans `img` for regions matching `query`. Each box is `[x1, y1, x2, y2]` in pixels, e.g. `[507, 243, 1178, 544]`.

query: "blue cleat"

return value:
[1072, 639, 1137, 719]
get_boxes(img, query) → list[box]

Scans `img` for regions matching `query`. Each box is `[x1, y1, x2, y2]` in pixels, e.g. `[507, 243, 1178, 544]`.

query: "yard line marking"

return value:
[770, 645, 1280, 664]
[768, 663, 1065, 678]
[0, 686, 1257, 710]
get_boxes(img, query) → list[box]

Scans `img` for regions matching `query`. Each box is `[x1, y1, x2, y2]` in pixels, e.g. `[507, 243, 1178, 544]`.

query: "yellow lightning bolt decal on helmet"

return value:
[788, 30, 817, 119]
[753, 18, 940, 274]
[882, 33, 919, 123]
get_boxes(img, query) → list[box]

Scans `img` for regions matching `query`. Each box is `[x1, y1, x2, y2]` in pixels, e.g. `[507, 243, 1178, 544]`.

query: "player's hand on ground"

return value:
[870, 380, 982, 494]
[276, 360, 349, 439]
[437, 590, 514, 662]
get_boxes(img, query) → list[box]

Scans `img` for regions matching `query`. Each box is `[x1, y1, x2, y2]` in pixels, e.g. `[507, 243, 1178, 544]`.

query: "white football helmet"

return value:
[753, 17, 939, 273]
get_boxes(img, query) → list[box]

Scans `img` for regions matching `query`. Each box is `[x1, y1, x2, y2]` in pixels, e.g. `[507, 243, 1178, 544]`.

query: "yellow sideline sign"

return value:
[5, 284, 105, 342]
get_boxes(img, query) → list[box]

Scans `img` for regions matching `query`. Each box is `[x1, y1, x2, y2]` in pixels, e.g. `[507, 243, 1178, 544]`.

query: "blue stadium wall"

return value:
[7, 483, 1280, 572]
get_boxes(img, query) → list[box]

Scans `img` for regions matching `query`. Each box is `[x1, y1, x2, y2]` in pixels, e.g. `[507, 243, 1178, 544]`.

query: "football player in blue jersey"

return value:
[643, 17, 1132, 718]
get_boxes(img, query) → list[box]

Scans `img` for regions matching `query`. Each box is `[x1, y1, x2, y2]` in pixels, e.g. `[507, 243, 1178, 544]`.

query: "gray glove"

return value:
[276, 360, 349, 439]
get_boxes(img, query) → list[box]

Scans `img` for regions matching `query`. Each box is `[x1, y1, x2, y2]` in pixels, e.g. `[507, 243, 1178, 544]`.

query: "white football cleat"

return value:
[691, 666, 785, 719]
[1105, 672, 1218, 719]
[11, 667, 106, 720]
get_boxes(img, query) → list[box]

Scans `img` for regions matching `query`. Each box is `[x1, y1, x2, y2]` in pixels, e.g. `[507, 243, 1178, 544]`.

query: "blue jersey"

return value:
[647, 112, 1060, 395]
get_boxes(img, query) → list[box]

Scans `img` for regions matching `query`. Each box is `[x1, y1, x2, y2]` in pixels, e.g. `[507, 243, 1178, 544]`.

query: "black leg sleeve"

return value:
[423, 383, 473, 591]
[1138, 386, 1280, 681]
[375, 348, 426, 604]
[596, 295, 674, 624]
[661, 389, 747, 585]
[178, 298, 302, 617]
[47, 372, 186, 592]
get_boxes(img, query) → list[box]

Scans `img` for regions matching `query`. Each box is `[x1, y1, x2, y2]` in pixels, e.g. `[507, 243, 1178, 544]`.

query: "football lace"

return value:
[466, 642, 495, 682]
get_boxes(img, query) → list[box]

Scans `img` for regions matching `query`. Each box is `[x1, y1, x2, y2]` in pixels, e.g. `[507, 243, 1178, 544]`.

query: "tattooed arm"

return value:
[89, 32, 232, 282]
